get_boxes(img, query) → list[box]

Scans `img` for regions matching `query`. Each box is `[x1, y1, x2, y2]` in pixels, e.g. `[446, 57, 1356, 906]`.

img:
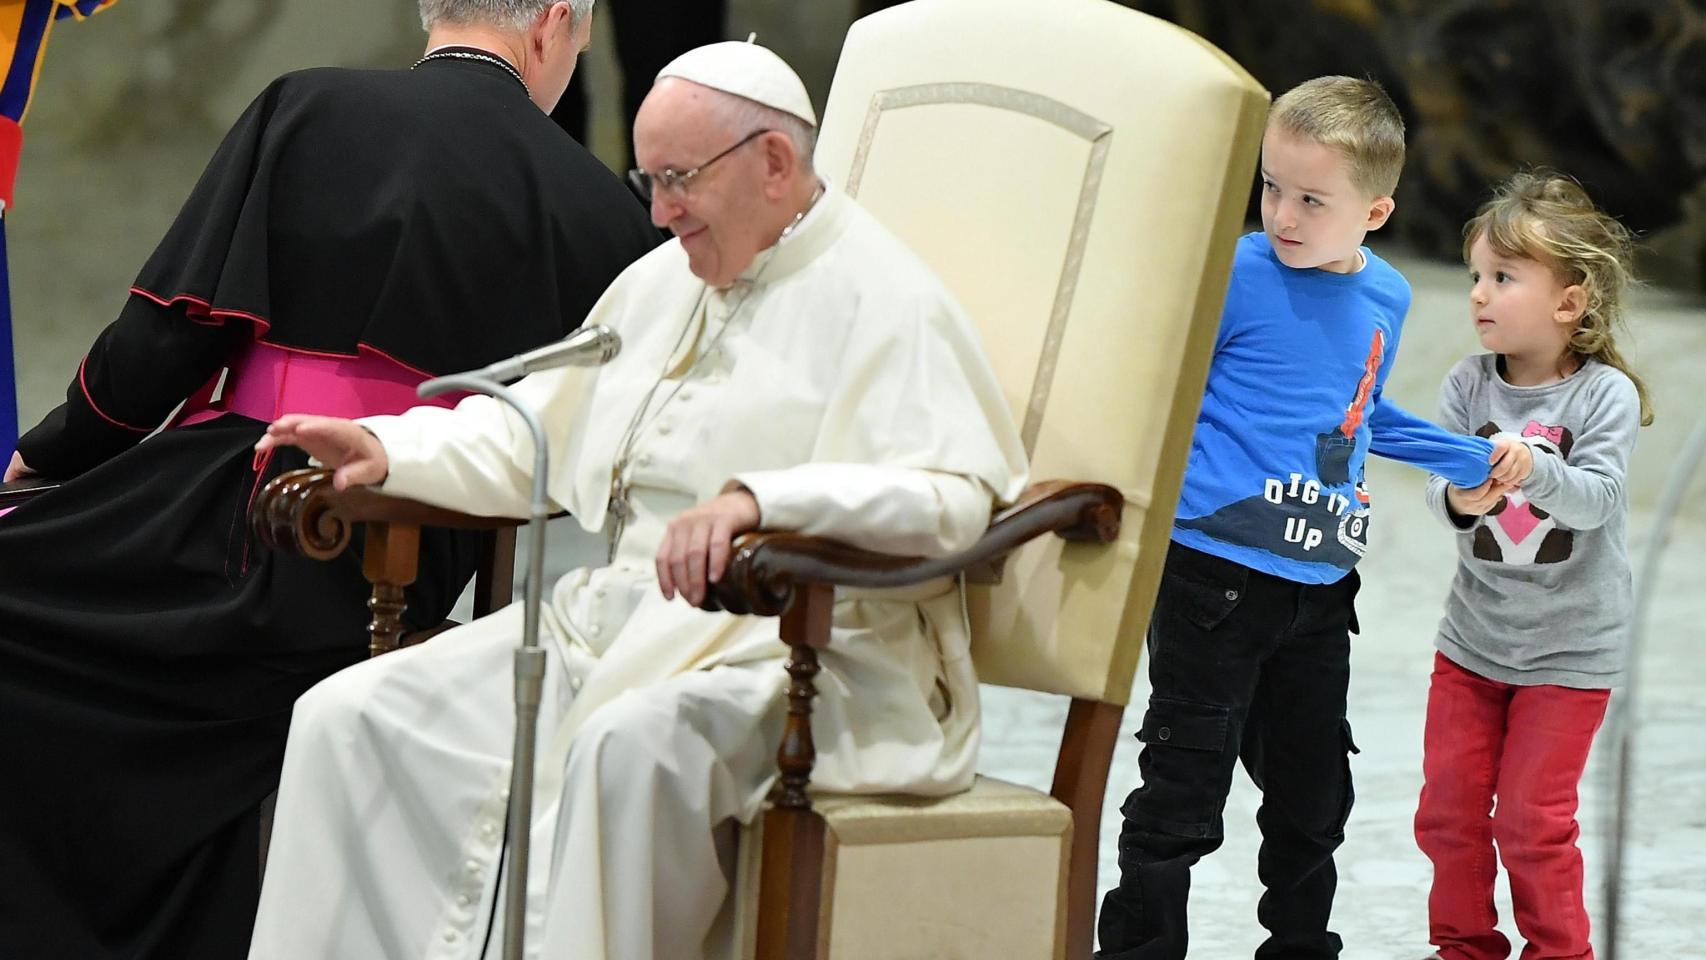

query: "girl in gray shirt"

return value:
[1412, 171, 1652, 960]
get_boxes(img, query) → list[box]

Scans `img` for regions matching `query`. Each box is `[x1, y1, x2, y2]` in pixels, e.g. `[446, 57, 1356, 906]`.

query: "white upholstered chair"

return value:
[249, 1, 1267, 956]
[717, 1, 1269, 957]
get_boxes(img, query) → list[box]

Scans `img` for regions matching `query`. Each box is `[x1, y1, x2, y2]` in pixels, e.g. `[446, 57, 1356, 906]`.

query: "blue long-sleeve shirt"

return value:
[1173, 232, 1493, 584]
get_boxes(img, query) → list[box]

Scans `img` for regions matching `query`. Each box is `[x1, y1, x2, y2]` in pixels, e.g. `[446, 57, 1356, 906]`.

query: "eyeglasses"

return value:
[628, 129, 773, 202]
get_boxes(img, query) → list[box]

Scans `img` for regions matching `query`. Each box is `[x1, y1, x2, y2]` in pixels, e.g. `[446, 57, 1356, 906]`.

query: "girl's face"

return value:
[1466, 234, 1583, 364]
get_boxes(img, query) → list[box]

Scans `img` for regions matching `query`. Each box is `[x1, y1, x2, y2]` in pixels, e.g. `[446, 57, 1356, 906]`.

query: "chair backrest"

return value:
[815, 0, 1268, 706]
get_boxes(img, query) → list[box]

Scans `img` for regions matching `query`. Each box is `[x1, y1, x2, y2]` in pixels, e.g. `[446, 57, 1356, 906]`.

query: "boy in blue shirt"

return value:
[1094, 77, 1524, 959]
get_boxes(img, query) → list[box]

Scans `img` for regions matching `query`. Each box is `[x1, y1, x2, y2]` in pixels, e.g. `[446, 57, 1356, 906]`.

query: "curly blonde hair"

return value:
[1463, 170, 1653, 425]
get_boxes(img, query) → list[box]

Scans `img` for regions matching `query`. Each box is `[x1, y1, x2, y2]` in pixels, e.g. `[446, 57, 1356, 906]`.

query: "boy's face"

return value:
[1258, 129, 1395, 274]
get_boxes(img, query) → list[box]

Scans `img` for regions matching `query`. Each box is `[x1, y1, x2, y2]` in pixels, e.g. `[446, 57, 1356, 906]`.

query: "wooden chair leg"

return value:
[756, 583, 834, 960]
[1052, 698, 1124, 960]
[755, 806, 826, 960]
[361, 522, 420, 657]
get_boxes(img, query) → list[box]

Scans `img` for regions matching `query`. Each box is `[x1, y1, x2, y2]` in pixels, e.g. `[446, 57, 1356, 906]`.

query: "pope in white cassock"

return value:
[246, 39, 1027, 960]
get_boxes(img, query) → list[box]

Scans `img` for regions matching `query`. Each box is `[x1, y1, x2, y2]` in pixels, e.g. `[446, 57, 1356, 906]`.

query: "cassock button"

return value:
[657, 422, 672, 436]
[465, 859, 481, 876]
[589, 624, 602, 637]
[457, 894, 473, 908]
[570, 675, 584, 693]
[444, 930, 458, 943]
[481, 821, 499, 840]
[636, 454, 653, 468]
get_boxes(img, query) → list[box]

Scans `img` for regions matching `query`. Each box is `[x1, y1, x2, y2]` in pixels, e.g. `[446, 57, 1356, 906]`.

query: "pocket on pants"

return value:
[1128, 698, 1234, 838]
[1159, 547, 1250, 632]
[1343, 568, 1362, 635]
[1138, 698, 1230, 753]
[1332, 717, 1359, 835]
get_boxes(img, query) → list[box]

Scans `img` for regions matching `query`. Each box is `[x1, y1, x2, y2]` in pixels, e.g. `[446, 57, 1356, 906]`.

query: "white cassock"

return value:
[248, 184, 1028, 960]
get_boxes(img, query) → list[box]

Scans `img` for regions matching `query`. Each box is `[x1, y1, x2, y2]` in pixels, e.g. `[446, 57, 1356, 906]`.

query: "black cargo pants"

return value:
[1096, 541, 1361, 960]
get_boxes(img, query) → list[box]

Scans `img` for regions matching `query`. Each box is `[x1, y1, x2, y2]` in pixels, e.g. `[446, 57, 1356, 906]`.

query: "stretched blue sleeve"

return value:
[1369, 398, 1493, 487]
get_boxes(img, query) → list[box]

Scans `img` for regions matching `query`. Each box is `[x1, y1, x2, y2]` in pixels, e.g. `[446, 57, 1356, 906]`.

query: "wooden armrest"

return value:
[707, 479, 1123, 617]
[251, 468, 527, 562]
[0, 477, 60, 508]
[251, 468, 534, 656]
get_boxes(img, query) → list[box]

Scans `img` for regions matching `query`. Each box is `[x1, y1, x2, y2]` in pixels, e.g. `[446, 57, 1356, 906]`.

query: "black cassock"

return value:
[0, 55, 658, 959]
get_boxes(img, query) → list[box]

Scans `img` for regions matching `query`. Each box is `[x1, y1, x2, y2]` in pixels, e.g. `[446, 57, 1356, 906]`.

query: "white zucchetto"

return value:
[655, 39, 818, 128]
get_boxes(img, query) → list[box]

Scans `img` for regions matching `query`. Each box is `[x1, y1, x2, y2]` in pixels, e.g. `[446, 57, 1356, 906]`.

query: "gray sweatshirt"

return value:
[1424, 354, 1641, 688]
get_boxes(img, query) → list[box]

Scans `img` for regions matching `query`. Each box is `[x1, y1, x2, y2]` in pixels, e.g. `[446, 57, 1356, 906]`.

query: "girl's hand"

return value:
[1488, 436, 1534, 485]
[1446, 479, 1510, 518]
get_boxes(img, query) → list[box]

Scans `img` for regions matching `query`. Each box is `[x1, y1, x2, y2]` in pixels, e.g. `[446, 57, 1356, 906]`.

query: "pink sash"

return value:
[178, 341, 465, 426]
[1, 343, 465, 524]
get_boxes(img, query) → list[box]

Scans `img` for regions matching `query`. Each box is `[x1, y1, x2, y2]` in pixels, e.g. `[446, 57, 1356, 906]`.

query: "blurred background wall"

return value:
[10, 0, 1703, 512]
[1117, 0, 1706, 285]
[863, 0, 1706, 282]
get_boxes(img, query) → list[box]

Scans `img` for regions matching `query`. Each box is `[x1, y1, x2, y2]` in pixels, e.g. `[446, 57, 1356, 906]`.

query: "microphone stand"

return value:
[1603, 407, 1706, 959]
[416, 373, 550, 960]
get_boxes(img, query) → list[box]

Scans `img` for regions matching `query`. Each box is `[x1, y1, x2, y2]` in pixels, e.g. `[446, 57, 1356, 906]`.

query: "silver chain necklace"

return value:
[412, 48, 530, 98]
[604, 185, 826, 559]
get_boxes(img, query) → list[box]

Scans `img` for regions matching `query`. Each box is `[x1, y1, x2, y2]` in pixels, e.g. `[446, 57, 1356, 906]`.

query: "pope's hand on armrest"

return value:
[656, 485, 762, 607]
[672, 466, 993, 611]
[256, 415, 390, 490]
[735, 464, 994, 558]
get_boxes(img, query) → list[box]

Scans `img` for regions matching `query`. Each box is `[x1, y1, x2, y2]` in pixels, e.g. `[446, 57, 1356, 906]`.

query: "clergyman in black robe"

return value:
[0, 3, 658, 957]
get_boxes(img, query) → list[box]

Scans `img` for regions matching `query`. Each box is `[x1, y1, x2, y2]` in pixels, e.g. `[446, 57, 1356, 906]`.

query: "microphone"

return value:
[477, 325, 621, 382]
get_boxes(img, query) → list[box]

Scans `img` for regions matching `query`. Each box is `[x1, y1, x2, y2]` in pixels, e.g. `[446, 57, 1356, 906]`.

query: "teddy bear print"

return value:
[1469, 421, 1575, 564]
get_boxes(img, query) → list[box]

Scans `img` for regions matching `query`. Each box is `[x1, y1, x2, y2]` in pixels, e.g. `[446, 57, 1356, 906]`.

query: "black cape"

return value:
[0, 56, 658, 959]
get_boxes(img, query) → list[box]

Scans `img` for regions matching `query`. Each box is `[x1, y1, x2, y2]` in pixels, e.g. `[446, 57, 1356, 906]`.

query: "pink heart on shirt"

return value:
[1494, 496, 1541, 544]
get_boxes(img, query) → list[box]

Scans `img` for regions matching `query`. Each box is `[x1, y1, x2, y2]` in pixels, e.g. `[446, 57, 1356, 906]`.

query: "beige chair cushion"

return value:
[814, 0, 1269, 706]
[729, 777, 1073, 960]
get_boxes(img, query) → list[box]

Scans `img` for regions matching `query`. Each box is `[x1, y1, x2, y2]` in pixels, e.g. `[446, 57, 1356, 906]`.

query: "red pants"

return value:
[1414, 652, 1610, 960]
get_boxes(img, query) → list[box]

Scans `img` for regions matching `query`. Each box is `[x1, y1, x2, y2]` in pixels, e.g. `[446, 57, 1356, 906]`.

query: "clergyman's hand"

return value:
[3, 451, 36, 484]
[255, 415, 389, 491]
[655, 488, 761, 607]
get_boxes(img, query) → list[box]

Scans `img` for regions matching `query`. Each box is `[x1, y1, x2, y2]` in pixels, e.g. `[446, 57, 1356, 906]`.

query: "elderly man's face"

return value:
[633, 80, 778, 288]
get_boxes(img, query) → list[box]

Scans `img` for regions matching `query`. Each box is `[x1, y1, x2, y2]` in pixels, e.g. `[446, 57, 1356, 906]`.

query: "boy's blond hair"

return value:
[1268, 76, 1405, 199]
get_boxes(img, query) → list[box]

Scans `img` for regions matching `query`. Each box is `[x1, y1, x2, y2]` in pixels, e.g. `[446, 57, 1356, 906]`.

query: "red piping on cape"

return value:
[77, 356, 154, 432]
[129, 286, 273, 333]
[130, 285, 442, 382]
